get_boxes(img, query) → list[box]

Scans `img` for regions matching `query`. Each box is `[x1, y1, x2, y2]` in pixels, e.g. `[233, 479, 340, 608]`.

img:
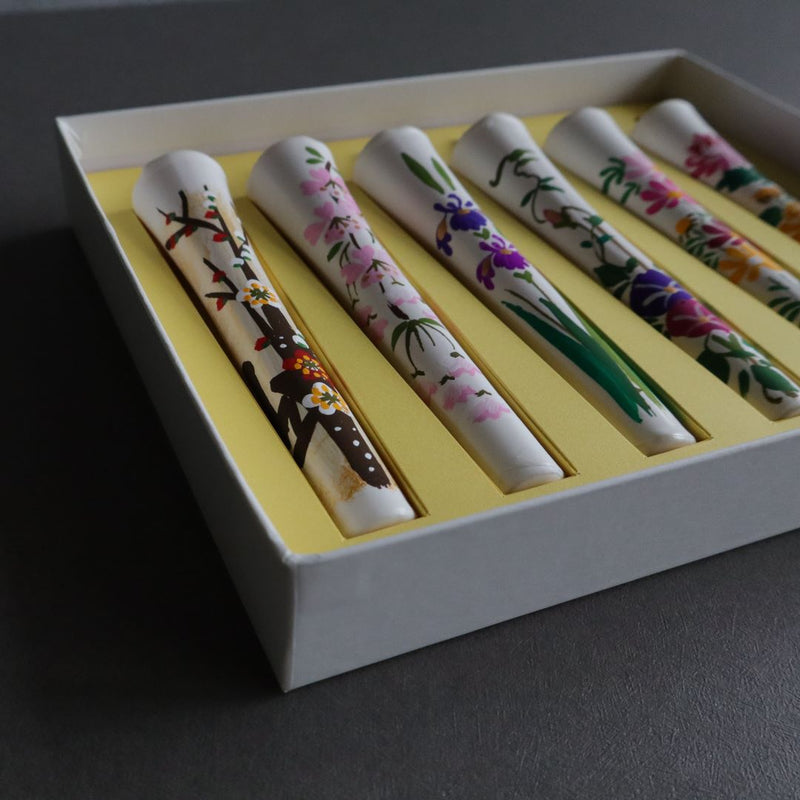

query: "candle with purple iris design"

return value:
[132, 150, 416, 537]
[354, 126, 697, 456]
[247, 136, 565, 492]
[451, 112, 800, 421]
[632, 99, 800, 244]
[545, 107, 800, 329]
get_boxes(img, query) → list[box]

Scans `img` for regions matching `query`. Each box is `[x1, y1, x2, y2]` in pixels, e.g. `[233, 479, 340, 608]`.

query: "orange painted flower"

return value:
[754, 185, 782, 203]
[717, 242, 777, 284]
[779, 201, 800, 241]
[675, 216, 693, 236]
[236, 279, 279, 308]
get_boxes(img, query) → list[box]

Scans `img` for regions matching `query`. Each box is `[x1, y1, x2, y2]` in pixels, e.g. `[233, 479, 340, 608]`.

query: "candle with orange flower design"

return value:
[133, 150, 415, 537]
[545, 107, 800, 327]
[632, 99, 800, 244]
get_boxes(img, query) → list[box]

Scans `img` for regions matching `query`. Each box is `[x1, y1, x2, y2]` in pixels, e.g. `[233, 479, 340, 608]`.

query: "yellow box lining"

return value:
[87, 104, 800, 554]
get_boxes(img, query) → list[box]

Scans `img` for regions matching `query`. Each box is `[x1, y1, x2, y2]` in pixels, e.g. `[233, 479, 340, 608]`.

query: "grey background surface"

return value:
[3, 1, 800, 798]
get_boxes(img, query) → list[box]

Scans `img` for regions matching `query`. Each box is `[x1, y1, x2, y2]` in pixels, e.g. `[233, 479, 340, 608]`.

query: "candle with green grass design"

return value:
[450, 112, 800, 421]
[354, 126, 696, 455]
[545, 107, 800, 327]
[247, 136, 564, 492]
[133, 150, 415, 537]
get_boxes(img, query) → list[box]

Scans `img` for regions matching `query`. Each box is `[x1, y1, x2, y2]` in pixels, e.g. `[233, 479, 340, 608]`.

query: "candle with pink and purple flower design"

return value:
[632, 99, 800, 244]
[248, 136, 565, 492]
[353, 126, 697, 456]
[545, 107, 800, 328]
[450, 112, 800, 421]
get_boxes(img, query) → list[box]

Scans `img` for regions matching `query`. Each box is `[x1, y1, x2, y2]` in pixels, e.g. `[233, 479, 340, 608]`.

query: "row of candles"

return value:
[132, 100, 800, 537]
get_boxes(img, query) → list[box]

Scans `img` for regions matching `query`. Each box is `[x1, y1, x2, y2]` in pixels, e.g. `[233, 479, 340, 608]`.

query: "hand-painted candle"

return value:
[132, 150, 415, 537]
[353, 126, 696, 456]
[247, 137, 564, 492]
[632, 99, 800, 243]
[451, 112, 800, 421]
[545, 107, 800, 326]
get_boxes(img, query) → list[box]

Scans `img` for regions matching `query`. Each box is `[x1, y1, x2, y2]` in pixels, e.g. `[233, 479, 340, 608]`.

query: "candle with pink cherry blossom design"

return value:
[545, 107, 800, 327]
[248, 136, 565, 492]
[353, 126, 696, 456]
[133, 150, 416, 537]
[632, 99, 800, 244]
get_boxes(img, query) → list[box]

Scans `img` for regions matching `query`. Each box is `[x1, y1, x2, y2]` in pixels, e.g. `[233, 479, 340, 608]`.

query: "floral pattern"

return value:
[596, 147, 800, 326]
[402, 151, 676, 425]
[156, 184, 391, 488]
[481, 144, 800, 416]
[298, 146, 514, 425]
[302, 382, 347, 415]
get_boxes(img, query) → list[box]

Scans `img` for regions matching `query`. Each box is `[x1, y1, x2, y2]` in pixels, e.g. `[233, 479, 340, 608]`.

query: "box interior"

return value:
[82, 97, 800, 554]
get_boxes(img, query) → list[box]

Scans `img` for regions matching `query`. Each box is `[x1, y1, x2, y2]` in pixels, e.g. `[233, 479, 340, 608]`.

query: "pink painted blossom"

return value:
[354, 303, 389, 342]
[685, 133, 747, 179]
[301, 167, 334, 196]
[640, 176, 685, 215]
[341, 245, 375, 285]
[303, 201, 336, 245]
[450, 363, 479, 378]
[472, 394, 511, 422]
[622, 151, 655, 182]
[442, 383, 475, 410]
[418, 379, 439, 399]
[392, 286, 423, 307]
[331, 182, 361, 217]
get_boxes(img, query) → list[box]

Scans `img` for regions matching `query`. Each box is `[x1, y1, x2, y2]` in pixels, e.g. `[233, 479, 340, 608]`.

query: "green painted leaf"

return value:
[402, 153, 444, 193]
[696, 348, 731, 385]
[501, 300, 655, 422]
[752, 364, 799, 395]
[327, 241, 343, 261]
[716, 166, 762, 192]
[587, 215, 603, 226]
[432, 158, 456, 191]
[390, 322, 408, 351]
[759, 205, 783, 227]
[595, 263, 633, 291]
[738, 369, 750, 397]
[305, 146, 324, 158]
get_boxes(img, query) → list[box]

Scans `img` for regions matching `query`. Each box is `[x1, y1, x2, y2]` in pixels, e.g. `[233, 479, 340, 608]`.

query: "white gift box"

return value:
[57, 50, 800, 690]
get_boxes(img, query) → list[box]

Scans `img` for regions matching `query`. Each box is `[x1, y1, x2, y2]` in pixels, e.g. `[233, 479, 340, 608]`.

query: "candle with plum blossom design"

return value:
[247, 136, 564, 492]
[545, 107, 800, 327]
[450, 112, 800, 421]
[632, 99, 800, 243]
[132, 150, 415, 537]
[353, 126, 696, 456]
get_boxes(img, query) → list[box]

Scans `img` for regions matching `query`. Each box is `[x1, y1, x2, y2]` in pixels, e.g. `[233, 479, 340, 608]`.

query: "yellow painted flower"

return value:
[302, 382, 348, 415]
[236, 279, 279, 308]
[717, 242, 779, 284]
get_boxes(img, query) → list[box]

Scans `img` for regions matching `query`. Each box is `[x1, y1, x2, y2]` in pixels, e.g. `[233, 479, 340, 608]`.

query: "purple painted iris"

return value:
[479, 236, 527, 270]
[475, 235, 527, 289]
[629, 269, 691, 319]
[433, 193, 487, 232]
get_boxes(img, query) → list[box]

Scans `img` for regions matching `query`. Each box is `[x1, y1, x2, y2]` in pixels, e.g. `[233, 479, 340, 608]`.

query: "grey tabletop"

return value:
[3, 2, 800, 798]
